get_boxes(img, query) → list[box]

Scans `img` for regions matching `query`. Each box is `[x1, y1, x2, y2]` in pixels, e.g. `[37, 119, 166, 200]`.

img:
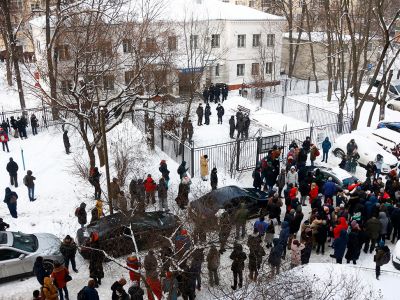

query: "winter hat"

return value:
[351, 220, 359, 229]
[378, 239, 385, 247]
[290, 166, 295, 170]
[290, 209, 296, 215]
[328, 177, 332, 181]
[131, 281, 139, 287]
[180, 229, 188, 235]
[339, 203, 345, 208]
[118, 278, 127, 286]
[323, 206, 329, 213]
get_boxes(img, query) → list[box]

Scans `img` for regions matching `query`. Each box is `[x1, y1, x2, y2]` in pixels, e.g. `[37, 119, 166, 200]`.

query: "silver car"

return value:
[0, 231, 63, 280]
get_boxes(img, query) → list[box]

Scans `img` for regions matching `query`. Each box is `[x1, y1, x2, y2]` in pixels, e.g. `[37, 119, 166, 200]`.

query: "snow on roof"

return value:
[282, 31, 352, 43]
[30, 0, 284, 28]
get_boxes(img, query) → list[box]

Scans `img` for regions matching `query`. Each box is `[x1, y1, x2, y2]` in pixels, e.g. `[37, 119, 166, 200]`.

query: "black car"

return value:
[76, 210, 180, 259]
[189, 186, 268, 226]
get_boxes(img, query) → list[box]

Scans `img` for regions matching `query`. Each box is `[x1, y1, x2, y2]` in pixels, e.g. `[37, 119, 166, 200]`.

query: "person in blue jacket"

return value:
[322, 177, 337, 200]
[321, 137, 332, 163]
[332, 229, 348, 264]
[278, 221, 290, 259]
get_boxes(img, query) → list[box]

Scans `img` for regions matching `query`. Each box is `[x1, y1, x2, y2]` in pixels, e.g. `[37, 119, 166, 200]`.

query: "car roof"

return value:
[198, 186, 250, 205]
[311, 166, 356, 181]
[373, 128, 400, 144]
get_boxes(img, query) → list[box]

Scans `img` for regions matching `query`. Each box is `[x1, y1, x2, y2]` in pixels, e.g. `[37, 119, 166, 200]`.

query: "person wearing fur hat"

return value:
[290, 239, 305, 268]
[91, 200, 105, 224]
[128, 280, 145, 300]
[60, 235, 78, 273]
[210, 167, 218, 190]
[375, 241, 391, 279]
[159, 160, 170, 183]
[345, 220, 361, 264]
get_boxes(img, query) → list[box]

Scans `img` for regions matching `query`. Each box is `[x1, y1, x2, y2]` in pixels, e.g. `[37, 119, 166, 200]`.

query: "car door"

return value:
[0, 248, 26, 278]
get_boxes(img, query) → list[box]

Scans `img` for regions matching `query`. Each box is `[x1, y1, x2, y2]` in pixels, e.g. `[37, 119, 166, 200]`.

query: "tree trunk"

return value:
[1, 0, 25, 109]
[1, 30, 13, 86]
[46, 0, 59, 119]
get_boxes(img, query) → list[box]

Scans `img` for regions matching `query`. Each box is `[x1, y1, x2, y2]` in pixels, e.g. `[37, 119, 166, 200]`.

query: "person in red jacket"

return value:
[144, 174, 157, 205]
[51, 261, 70, 300]
[146, 275, 162, 300]
[0, 127, 9, 152]
[309, 182, 319, 204]
[333, 217, 348, 239]
[127, 255, 141, 283]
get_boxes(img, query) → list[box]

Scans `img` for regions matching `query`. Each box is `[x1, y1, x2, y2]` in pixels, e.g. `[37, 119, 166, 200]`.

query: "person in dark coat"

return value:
[208, 84, 214, 103]
[345, 221, 361, 264]
[144, 250, 158, 279]
[136, 179, 146, 213]
[278, 221, 290, 258]
[128, 280, 144, 300]
[375, 243, 390, 279]
[17, 116, 28, 139]
[252, 167, 262, 190]
[222, 84, 228, 102]
[229, 243, 247, 290]
[1, 120, 10, 135]
[111, 278, 128, 300]
[24, 170, 36, 201]
[229, 116, 235, 139]
[243, 114, 250, 139]
[158, 177, 168, 211]
[321, 137, 331, 163]
[6, 157, 18, 187]
[177, 161, 189, 179]
[207, 245, 220, 286]
[268, 238, 283, 276]
[63, 130, 71, 154]
[75, 202, 87, 228]
[3, 187, 18, 218]
[216, 104, 224, 124]
[196, 104, 203, 126]
[300, 227, 313, 264]
[89, 167, 102, 199]
[33, 256, 49, 285]
[159, 160, 170, 183]
[210, 167, 218, 190]
[333, 229, 348, 264]
[80, 279, 100, 300]
[202, 87, 209, 103]
[176, 177, 190, 209]
[89, 236, 105, 287]
[315, 219, 328, 254]
[302, 137, 311, 153]
[187, 120, 194, 142]
[219, 209, 232, 254]
[363, 216, 381, 253]
[30, 114, 38, 135]
[0, 218, 10, 231]
[247, 229, 266, 281]
[214, 86, 221, 103]
[204, 103, 211, 125]
[60, 235, 78, 272]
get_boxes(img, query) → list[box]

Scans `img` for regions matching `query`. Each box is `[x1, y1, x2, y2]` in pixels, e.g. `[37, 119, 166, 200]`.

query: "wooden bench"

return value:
[237, 105, 250, 116]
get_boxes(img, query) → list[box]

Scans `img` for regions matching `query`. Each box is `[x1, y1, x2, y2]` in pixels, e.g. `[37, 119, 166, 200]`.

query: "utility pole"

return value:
[100, 106, 113, 214]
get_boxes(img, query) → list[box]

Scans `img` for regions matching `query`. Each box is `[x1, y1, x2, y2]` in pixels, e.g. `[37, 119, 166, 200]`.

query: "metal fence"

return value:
[1, 106, 62, 128]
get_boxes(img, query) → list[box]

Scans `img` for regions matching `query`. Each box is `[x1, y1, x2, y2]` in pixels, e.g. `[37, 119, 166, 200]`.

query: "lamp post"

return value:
[99, 104, 113, 214]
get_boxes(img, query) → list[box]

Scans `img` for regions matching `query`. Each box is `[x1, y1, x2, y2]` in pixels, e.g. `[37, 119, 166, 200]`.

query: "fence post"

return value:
[307, 77, 310, 94]
[306, 104, 310, 123]
[256, 137, 261, 166]
[191, 146, 195, 178]
[236, 140, 240, 171]
[309, 121, 314, 139]
[281, 95, 285, 114]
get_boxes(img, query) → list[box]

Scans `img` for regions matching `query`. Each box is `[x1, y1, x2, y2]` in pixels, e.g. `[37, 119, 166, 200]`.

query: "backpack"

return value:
[23, 175, 28, 186]
[77, 288, 86, 300]
[382, 248, 391, 265]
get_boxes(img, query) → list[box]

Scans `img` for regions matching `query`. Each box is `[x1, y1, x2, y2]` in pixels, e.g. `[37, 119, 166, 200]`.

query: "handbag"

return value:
[65, 273, 72, 282]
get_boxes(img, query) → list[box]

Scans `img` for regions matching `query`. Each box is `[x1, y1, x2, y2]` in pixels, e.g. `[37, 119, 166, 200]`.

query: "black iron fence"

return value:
[1, 106, 60, 128]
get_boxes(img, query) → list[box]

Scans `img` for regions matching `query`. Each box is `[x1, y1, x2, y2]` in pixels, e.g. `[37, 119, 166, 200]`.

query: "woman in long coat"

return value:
[200, 155, 209, 181]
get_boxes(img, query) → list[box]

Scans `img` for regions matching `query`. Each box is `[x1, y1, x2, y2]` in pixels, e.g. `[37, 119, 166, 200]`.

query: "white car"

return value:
[0, 231, 63, 280]
[332, 133, 398, 173]
[352, 128, 399, 156]
[386, 98, 400, 112]
[393, 240, 400, 270]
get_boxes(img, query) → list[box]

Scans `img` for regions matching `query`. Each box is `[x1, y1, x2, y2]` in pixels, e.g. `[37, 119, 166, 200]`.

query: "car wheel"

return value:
[43, 260, 55, 274]
[333, 148, 345, 159]
[388, 104, 394, 110]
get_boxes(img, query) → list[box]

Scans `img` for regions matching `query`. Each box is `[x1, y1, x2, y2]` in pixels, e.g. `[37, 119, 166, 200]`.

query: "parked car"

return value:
[393, 240, 400, 270]
[377, 121, 400, 133]
[77, 210, 180, 259]
[386, 99, 400, 112]
[371, 78, 400, 99]
[189, 186, 268, 227]
[332, 133, 398, 173]
[353, 128, 400, 159]
[0, 231, 63, 281]
[306, 166, 359, 189]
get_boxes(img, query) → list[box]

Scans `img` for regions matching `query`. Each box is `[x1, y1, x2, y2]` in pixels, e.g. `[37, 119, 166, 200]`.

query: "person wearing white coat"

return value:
[286, 166, 298, 186]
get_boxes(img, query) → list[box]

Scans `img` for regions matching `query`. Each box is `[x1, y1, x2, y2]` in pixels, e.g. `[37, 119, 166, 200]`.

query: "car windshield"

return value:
[342, 176, 358, 187]
[0, 232, 7, 244]
[12, 232, 38, 252]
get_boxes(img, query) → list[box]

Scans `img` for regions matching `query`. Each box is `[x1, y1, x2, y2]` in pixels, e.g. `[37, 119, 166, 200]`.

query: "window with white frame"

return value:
[215, 64, 220, 77]
[30, 2, 40, 11]
[211, 34, 220, 48]
[237, 64, 245, 76]
[122, 39, 133, 53]
[237, 35, 246, 48]
[266, 34, 275, 47]
[190, 35, 198, 49]
[265, 62, 273, 74]
[252, 34, 261, 47]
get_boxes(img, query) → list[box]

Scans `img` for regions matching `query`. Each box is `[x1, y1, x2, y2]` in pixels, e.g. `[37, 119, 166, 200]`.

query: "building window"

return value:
[101, 42, 113, 57]
[145, 38, 157, 52]
[266, 62, 273, 74]
[211, 34, 220, 48]
[237, 64, 245, 76]
[190, 35, 198, 49]
[252, 34, 261, 47]
[103, 76, 115, 90]
[30, 2, 40, 11]
[267, 34, 275, 47]
[13, 0, 23, 10]
[215, 64, 220, 77]
[122, 39, 133, 53]
[58, 45, 70, 61]
[237, 35, 246, 48]
[125, 71, 135, 85]
[60, 80, 72, 95]
[251, 63, 260, 75]
[168, 36, 177, 51]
